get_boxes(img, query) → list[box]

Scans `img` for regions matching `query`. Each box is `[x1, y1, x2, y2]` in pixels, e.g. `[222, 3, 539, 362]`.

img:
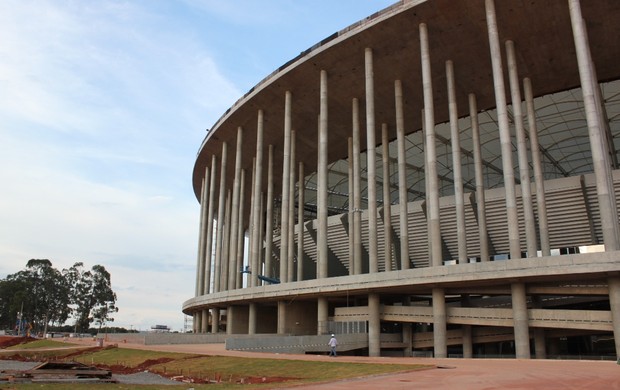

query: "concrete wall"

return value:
[229, 305, 249, 334]
[226, 333, 368, 354]
[255, 304, 278, 333]
[99, 332, 228, 345]
[99, 333, 146, 344]
[284, 301, 317, 335]
[144, 333, 228, 345]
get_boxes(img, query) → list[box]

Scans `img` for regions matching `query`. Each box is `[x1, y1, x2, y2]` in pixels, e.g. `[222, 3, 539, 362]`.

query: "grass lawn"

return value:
[5, 339, 75, 350]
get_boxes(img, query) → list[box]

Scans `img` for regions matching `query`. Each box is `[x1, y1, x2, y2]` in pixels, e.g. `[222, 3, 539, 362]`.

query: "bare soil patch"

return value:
[0, 336, 33, 349]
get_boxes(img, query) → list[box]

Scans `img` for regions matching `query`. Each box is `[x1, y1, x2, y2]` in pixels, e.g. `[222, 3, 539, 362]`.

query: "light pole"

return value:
[43, 314, 48, 339]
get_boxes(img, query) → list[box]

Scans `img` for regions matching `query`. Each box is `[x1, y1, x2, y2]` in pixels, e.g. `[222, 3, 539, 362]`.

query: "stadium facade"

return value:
[183, 0, 620, 359]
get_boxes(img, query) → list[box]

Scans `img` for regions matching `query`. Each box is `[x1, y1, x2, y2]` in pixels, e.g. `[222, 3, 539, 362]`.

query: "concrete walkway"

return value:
[69, 339, 620, 389]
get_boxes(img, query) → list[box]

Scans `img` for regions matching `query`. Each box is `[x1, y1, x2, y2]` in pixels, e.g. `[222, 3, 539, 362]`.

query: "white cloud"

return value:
[111, 265, 194, 332]
[0, 0, 231, 331]
[0, 0, 397, 332]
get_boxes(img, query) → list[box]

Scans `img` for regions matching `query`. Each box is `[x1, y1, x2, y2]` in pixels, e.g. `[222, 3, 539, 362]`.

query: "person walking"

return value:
[328, 334, 338, 357]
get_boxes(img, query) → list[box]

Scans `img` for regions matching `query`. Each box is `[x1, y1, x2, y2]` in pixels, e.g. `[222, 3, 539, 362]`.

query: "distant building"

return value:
[150, 325, 170, 333]
[184, 0, 620, 359]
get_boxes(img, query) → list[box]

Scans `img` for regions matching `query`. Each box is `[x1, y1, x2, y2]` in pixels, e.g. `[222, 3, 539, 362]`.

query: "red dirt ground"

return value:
[0, 336, 33, 349]
[1, 339, 296, 385]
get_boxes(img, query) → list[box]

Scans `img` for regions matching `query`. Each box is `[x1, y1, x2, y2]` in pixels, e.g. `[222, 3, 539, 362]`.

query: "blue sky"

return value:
[0, 0, 395, 332]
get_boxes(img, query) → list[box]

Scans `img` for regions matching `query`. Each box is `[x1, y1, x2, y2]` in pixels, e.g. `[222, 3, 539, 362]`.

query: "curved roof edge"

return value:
[195, 0, 422, 158]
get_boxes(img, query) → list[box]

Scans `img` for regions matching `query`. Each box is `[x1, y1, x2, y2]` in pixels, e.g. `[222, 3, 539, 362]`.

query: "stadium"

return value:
[182, 0, 620, 359]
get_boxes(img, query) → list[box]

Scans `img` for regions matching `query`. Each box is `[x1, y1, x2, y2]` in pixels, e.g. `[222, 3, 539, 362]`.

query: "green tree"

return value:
[0, 260, 118, 334]
[1, 260, 70, 333]
[91, 264, 118, 331]
[63, 262, 92, 332]
[0, 278, 29, 331]
[64, 263, 118, 332]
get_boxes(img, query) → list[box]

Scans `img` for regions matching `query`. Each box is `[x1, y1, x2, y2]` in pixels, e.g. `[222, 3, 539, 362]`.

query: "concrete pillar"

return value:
[317, 297, 328, 335]
[226, 305, 234, 335]
[228, 127, 243, 289]
[205, 156, 217, 295]
[469, 94, 490, 262]
[608, 276, 620, 359]
[258, 192, 265, 281]
[506, 40, 537, 258]
[446, 60, 467, 264]
[213, 142, 228, 293]
[288, 131, 296, 282]
[250, 110, 265, 287]
[212, 308, 219, 334]
[247, 159, 256, 285]
[265, 145, 275, 279]
[485, 0, 521, 260]
[365, 47, 379, 274]
[368, 293, 381, 357]
[422, 110, 431, 259]
[585, 30, 620, 245]
[318, 70, 329, 279]
[511, 282, 531, 359]
[531, 297, 546, 359]
[534, 328, 546, 359]
[236, 169, 246, 289]
[248, 303, 257, 335]
[348, 138, 354, 275]
[221, 190, 231, 291]
[420, 23, 442, 266]
[297, 162, 305, 281]
[352, 98, 363, 275]
[394, 80, 410, 270]
[192, 311, 202, 333]
[463, 325, 473, 358]
[402, 296, 413, 356]
[523, 78, 551, 256]
[569, 0, 619, 251]
[402, 323, 413, 357]
[281, 91, 293, 282]
[201, 309, 208, 333]
[432, 288, 447, 358]
[381, 124, 393, 272]
[196, 169, 209, 297]
[278, 301, 287, 335]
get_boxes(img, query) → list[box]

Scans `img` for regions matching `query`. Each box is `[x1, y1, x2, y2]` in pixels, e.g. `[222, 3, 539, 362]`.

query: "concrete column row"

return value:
[569, 0, 620, 359]
[192, 0, 618, 361]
